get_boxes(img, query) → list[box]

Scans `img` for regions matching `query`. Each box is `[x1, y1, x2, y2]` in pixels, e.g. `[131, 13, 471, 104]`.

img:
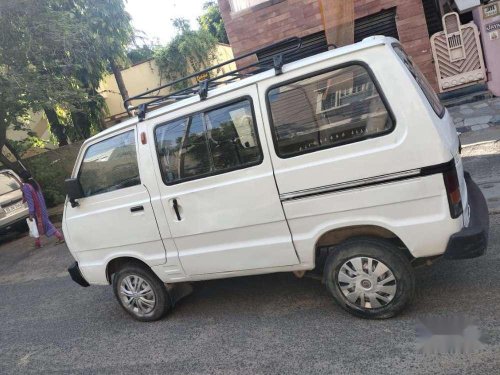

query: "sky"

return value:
[126, 0, 207, 45]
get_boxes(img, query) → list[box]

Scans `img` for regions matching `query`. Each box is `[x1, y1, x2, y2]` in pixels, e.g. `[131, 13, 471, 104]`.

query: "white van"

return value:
[64, 37, 489, 321]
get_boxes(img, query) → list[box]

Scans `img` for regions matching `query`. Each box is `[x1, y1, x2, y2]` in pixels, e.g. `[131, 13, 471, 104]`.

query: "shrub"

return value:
[24, 156, 67, 207]
[22, 142, 82, 207]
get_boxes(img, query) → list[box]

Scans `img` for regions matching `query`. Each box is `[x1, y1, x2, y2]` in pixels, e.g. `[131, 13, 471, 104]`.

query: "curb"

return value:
[49, 213, 63, 224]
[456, 122, 500, 134]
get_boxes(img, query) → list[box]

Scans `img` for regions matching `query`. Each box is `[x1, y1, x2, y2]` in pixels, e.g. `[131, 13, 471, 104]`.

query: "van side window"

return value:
[181, 114, 212, 178]
[78, 131, 140, 197]
[155, 99, 262, 184]
[392, 44, 445, 118]
[267, 64, 394, 158]
[205, 101, 261, 171]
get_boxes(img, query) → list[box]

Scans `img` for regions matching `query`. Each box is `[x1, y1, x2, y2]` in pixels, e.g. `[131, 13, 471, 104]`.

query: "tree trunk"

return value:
[0, 110, 8, 151]
[0, 142, 27, 175]
[109, 58, 130, 112]
[0, 112, 24, 174]
[44, 108, 68, 147]
[70, 110, 91, 140]
[318, 0, 354, 48]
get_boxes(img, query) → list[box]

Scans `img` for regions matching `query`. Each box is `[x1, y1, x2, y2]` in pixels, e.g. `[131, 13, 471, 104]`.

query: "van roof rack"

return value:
[124, 37, 303, 121]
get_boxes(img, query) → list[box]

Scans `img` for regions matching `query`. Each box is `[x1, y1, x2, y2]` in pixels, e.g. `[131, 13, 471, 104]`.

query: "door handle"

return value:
[130, 205, 144, 213]
[172, 198, 181, 221]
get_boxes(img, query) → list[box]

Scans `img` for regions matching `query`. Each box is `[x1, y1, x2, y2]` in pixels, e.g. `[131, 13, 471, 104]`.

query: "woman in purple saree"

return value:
[20, 170, 64, 248]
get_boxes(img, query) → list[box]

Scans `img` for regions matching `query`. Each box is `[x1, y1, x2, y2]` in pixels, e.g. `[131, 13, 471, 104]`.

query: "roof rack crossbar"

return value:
[124, 37, 302, 117]
[131, 58, 280, 110]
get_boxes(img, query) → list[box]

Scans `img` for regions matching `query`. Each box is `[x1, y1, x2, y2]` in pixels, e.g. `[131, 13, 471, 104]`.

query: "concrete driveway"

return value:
[0, 130, 499, 374]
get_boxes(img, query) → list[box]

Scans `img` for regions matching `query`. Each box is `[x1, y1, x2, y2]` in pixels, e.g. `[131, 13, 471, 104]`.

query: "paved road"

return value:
[0, 135, 499, 374]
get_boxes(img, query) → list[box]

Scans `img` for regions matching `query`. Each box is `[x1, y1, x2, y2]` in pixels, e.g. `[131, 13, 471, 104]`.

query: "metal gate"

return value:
[354, 8, 399, 42]
[430, 12, 486, 92]
[257, 31, 328, 64]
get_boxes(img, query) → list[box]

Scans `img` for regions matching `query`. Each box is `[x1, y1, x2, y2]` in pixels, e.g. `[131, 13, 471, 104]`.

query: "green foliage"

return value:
[9, 137, 47, 156]
[61, 0, 132, 142]
[24, 156, 67, 207]
[154, 18, 218, 90]
[0, 0, 88, 147]
[127, 45, 156, 65]
[0, 0, 133, 148]
[199, 1, 229, 44]
[69, 0, 133, 83]
[22, 141, 82, 207]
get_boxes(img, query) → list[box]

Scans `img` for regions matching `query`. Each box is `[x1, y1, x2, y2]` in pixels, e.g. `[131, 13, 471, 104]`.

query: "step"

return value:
[442, 90, 494, 108]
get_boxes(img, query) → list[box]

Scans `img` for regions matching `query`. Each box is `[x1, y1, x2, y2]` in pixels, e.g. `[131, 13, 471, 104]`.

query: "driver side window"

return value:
[79, 130, 140, 197]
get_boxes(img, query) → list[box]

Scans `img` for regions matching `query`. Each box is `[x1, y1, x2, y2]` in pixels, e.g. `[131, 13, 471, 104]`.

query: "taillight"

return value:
[443, 165, 463, 219]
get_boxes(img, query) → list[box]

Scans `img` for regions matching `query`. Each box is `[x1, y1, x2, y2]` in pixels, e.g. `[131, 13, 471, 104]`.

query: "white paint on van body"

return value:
[63, 37, 468, 285]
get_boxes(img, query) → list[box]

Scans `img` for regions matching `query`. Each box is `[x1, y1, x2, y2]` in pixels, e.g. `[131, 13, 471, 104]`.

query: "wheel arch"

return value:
[106, 256, 153, 284]
[313, 225, 414, 270]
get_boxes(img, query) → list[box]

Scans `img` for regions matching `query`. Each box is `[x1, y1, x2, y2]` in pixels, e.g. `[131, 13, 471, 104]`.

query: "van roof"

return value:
[86, 36, 395, 145]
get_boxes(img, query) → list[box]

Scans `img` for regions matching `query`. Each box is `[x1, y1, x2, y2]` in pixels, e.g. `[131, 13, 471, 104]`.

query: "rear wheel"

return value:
[112, 264, 171, 322]
[324, 237, 414, 319]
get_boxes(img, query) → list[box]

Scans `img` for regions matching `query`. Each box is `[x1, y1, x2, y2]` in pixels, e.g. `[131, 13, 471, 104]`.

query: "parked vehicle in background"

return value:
[0, 170, 29, 233]
[64, 36, 489, 321]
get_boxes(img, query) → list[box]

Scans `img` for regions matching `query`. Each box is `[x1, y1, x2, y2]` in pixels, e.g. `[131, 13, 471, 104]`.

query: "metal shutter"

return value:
[354, 8, 399, 42]
[422, 0, 443, 37]
[257, 31, 328, 64]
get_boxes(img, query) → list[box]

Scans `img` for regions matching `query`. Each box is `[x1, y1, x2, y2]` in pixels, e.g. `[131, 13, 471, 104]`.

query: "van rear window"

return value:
[267, 64, 394, 158]
[392, 44, 445, 118]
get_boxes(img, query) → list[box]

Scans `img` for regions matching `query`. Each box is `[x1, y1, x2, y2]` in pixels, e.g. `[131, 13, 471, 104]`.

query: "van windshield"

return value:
[0, 172, 20, 195]
[392, 43, 445, 118]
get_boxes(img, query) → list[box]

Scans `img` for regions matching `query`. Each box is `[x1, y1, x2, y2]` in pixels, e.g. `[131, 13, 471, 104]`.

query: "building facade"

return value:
[219, 0, 439, 87]
[473, 2, 500, 96]
[219, 0, 500, 94]
[100, 43, 235, 125]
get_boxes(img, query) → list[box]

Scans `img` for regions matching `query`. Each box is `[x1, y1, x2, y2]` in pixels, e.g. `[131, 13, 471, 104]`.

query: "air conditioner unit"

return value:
[454, 0, 481, 13]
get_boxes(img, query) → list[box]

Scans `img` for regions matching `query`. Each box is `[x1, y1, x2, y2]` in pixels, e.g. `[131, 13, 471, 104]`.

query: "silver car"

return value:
[0, 170, 29, 232]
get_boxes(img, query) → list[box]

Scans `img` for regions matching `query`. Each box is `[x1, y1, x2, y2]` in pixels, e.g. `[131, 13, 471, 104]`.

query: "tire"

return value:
[324, 237, 414, 319]
[112, 264, 171, 322]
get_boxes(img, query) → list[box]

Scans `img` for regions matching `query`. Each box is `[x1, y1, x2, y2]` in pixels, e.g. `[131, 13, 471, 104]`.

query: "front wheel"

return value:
[324, 237, 414, 319]
[112, 264, 171, 322]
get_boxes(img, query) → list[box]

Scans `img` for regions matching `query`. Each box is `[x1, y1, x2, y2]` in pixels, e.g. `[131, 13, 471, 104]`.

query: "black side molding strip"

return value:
[280, 159, 455, 202]
[420, 159, 455, 176]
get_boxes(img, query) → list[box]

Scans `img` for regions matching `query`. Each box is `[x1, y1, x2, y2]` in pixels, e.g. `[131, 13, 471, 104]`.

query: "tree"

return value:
[127, 45, 155, 65]
[44, 108, 68, 147]
[65, 0, 133, 128]
[0, 0, 134, 156]
[154, 18, 218, 90]
[0, 0, 94, 170]
[198, 1, 229, 44]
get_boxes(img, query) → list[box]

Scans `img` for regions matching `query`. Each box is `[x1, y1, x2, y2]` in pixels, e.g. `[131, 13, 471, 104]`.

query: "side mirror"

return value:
[65, 178, 84, 208]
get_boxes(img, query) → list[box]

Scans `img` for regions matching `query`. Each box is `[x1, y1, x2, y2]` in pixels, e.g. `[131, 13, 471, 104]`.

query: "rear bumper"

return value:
[0, 208, 29, 231]
[444, 172, 489, 260]
[68, 262, 90, 287]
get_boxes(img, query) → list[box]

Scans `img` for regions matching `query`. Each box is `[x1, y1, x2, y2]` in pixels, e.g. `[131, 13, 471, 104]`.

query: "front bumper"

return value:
[68, 262, 90, 287]
[444, 172, 489, 260]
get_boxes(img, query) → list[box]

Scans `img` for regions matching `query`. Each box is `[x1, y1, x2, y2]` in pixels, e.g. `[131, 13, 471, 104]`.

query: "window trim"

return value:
[153, 95, 264, 186]
[265, 61, 397, 159]
[77, 128, 141, 198]
[392, 43, 445, 119]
